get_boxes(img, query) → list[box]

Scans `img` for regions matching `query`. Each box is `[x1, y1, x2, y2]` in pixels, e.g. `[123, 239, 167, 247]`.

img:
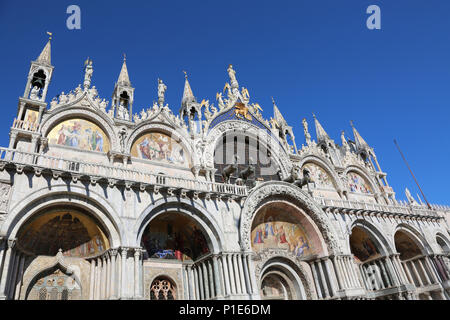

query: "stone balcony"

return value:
[314, 197, 449, 218]
[0, 147, 248, 199]
[12, 119, 40, 133]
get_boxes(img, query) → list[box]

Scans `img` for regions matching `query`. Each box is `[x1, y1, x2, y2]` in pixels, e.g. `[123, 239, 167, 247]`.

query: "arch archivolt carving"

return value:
[1, 184, 123, 248]
[240, 181, 341, 255]
[133, 197, 224, 253]
[40, 106, 118, 150]
[204, 120, 291, 176]
[254, 251, 314, 300]
[126, 122, 198, 167]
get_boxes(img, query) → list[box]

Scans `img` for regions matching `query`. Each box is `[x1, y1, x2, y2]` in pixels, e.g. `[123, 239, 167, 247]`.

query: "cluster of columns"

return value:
[309, 257, 338, 299]
[183, 252, 258, 300]
[359, 254, 405, 291]
[82, 247, 144, 300]
[0, 239, 29, 300]
[331, 255, 363, 291]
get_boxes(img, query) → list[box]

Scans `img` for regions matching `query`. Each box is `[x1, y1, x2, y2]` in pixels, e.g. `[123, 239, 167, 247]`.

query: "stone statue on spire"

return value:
[341, 130, 350, 151]
[227, 64, 238, 88]
[302, 118, 311, 146]
[83, 58, 93, 90]
[157, 78, 167, 106]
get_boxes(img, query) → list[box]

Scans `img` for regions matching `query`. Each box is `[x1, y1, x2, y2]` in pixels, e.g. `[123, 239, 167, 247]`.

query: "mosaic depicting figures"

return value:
[24, 109, 39, 127]
[302, 163, 334, 189]
[251, 210, 313, 258]
[141, 213, 209, 261]
[47, 118, 110, 152]
[27, 268, 81, 300]
[131, 132, 188, 167]
[350, 227, 381, 262]
[347, 172, 373, 194]
[17, 210, 109, 258]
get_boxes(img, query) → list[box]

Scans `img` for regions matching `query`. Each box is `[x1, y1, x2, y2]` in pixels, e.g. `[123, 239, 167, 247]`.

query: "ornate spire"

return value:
[272, 97, 287, 129]
[350, 120, 370, 151]
[117, 54, 131, 86]
[181, 71, 195, 106]
[36, 32, 52, 65]
[312, 113, 331, 143]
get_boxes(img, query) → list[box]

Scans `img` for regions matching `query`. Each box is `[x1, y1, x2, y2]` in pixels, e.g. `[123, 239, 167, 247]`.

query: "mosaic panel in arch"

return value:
[302, 163, 334, 189]
[141, 213, 209, 261]
[347, 172, 373, 194]
[350, 227, 381, 262]
[47, 118, 110, 152]
[131, 132, 189, 167]
[17, 210, 109, 257]
[251, 210, 314, 258]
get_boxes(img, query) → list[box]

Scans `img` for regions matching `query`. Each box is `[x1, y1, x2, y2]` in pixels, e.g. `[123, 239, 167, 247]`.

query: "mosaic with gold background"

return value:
[47, 118, 110, 153]
[302, 163, 335, 189]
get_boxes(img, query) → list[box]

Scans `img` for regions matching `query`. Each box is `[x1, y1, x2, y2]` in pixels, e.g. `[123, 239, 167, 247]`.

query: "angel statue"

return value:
[83, 58, 93, 90]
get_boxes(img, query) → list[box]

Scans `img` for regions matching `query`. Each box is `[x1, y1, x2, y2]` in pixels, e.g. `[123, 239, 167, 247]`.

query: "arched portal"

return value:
[141, 211, 210, 262]
[394, 230, 423, 261]
[349, 226, 383, 263]
[14, 206, 111, 300]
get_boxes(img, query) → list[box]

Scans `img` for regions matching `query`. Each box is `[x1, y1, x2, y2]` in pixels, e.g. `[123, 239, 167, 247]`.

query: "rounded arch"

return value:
[126, 122, 197, 167]
[204, 120, 291, 178]
[240, 181, 340, 255]
[350, 219, 393, 258]
[40, 104, 118, 150]
[298, 155, 344, 193]
[435, 232, 450, 254]
[344, 165, 381, 196]
[1, 185, 123, 248]
[394, 224, 431, 258]
[257, 255, 314, 300]
[133, 197, 225, 254]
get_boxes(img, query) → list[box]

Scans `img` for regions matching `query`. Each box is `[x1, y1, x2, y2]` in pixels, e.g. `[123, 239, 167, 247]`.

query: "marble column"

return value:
[95, 258, 101, 300]
[246, 254, 259, 296]
[402, 260, 414, 285]
[7, 250, 18, 299]
[222, 255, 230, 296]
[212, 256, 223, 298]
[110, 250, 117, 298]
[410, 260, 423, 287]
[310, 262, 322, 299]
[241, 254, 252, 296]
[193, 266, 200, 300]
[0, 239, 15, 299]
[331, 256, 344, 290]
[198, 264, 204, 300]
[232, 254, 242, 294]
[237, 254, 246, 295]
[121, 248, 128, 298]
[14, 254, 25, 300]
[134, 249, 141, 298]
[202, 262, 210, 299]
[324, 258, 338, 296]
[317, 260, 330, 298]
[207, 260, 215, 298]
[424, 256, 439, 284]
[227, 254, 236, 294]
[417, 258, 432, 285]
[106, 253, 111, 298]
[89, 259, 95, 299]
[337, 257, 350, 288]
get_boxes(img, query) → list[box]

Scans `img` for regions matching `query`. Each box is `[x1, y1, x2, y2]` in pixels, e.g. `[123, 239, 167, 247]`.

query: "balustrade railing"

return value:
[314, 196, 447, 217]
[12, 118, 39, 132]
[0, 147, 247, 197]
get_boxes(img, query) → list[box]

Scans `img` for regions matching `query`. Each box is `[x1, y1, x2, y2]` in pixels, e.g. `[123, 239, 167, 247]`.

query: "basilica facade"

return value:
[0, 38, 449, 301]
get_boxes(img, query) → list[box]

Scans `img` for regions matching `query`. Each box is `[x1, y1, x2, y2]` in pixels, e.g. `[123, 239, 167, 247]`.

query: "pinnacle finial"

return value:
[350, 120, 355, 127]
[123, 53, 126, 61]
[312, 112, 316, 120]
[47, 31, 52, 41]
[271, 96, 276, 105]
[183, 70, 188, 79]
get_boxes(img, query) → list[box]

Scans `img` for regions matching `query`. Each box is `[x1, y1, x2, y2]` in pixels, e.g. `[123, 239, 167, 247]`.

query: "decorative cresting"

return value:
[126, 122, 197, 167]
[254, 252, 314, 300]
[40, 107, 118, 151]
[240, 181, 340, 255]
[204, 120, 291, 177]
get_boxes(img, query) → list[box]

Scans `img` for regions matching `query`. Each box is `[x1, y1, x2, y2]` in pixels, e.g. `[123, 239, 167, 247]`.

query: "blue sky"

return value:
[0, 0, 449, 205]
